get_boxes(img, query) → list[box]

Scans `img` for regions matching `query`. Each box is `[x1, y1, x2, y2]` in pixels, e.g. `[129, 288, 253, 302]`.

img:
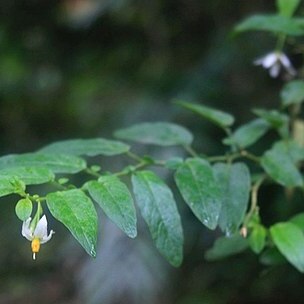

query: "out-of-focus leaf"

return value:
[234, 14, 304, 36]
[0, 153, 86, 174]
[261, 142, 303, 187]
[252, 109, 289, 129]
[164, 157, 184, 170]
[281, 80, 304, 107]
[47, 189, 98, 257]
[114, 122, 193, 146]
[289, 213, 304, 231]
[205, 235, 249, 261]
[0, 167, 54, 185]
[270, 222, 304, 272]
[223, 118, 270, 148]
[15, 198, 32, 221]
[175, 158, 221, 230]
[249, 225, 267, 254]
[277, 0, 300, 17]
[272, 140, 304, 162]
[213, 162, 251, 235]
[175, 101, 234, 128]
[132, 170, 183, 267]
[39, 138, 130, 156]
[86, 176, 137, 238]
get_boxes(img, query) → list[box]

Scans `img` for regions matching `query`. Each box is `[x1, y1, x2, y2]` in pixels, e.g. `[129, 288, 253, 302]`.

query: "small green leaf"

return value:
[277, 0, 300, 17]
[223, 118, 270, 148]
[0, 153, 86, 174]
[253, 109, 289, 129]
[164, 157, 184, 170]
[0, 176, 25, 197]
[175, 158, 221, 230]
[0, 167, 54, 185]
[272, 140, 304, 162]
[261, 142, 303, 187]
[213, 162, 251, 235]
[249, 225, 267, 254]
[175, 101, 234, 128]
[259, 248, 287, 266]
[281, 80, 304, 107]
[234, 14, 304, 36]
[15, 198, 32, 221]
[114, 122, 193, 146]
[46, 189, 98, 257]
[39, 138, 130, 156]
[270, 222, 304, 272]
[205, 235, 249, 261]
[86, 176, 137, 238]
[132, 170, 183, 267]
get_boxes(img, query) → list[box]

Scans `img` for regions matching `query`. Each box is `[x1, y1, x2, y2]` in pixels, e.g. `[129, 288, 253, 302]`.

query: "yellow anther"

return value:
[31, 238, 41, 260]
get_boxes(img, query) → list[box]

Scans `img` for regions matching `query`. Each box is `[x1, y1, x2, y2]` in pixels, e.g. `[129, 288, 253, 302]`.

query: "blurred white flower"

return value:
[22, 215, 54, 260]
[254, 52, 296, 78]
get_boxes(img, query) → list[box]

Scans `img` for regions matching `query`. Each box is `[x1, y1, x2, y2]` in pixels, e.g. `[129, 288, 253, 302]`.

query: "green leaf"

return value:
[272, 140, 304, 162]
[277, 0, 300, 17]
[281, 80, 304, 107]
[0, 167, 54, 185]
[259, 248, 287, 266]
[261, 142, 303, 187]
[289, 213, 304, 231]
[114, 122, 193, 146]
[131, 170, 183, 267]
[175, 158, 221, 230]
[270, 222, 304, 272]
[205, 235, 249, 261]
[249, 225, 267, 254]
[175, 101, 234, 128]
[15, 198, 32, 221]
[0, 153, 86, 174]
[46, 189, 98, 257]
[213, 162, 251, 235]
[0, 176, 25, 197]
[234, 14, 304, 36]
[252, 109, 289, 129]
[39, 138, 130, 156]
[223, 118, 270, 148]
[164, 157, 184, 170]
[86, 176, 137, 238]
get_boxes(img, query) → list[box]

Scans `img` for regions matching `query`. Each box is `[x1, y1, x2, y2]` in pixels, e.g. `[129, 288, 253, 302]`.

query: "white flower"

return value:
[254, 51, 296, 78]
[22, 215, 55, 260]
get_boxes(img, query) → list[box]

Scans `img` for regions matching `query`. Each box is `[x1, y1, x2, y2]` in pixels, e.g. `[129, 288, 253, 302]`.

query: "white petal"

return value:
[22, 217, 33, 241]
[279, 53, 292, 68]
[34, 215, 48, 239]
[40, 230, 55, 244]
[269, 63, 281, 78]
[254, 53, 277, 68]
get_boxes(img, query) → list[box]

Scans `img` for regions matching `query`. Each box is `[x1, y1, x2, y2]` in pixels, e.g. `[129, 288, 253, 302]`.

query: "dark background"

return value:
[1, 1, 304, 303]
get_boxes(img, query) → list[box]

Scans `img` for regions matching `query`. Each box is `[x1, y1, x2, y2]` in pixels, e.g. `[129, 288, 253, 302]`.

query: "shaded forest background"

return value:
[1, 1, 304, 303]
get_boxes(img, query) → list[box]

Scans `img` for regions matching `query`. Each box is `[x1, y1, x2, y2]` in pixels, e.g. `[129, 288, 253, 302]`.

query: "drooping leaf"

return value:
[249, 225, 267, 254]
[205, 235, 249, 261]
[0, 176, 25, 198]
[0, 153, 86, 174]
[86, 176, 137, 238]
[223, 118, 270, 148]
[0, 167, 54, 185]
[175, 158, 221, 230]
[175, 101, 234, 128]
[46, 189, 98, 257]
[213, 162, 251, 235]
[15, 198, 32, 221]
[114, 122, 193, 146]
[252, 109, 289, 129]
[132, 170, 183, 267]
[261, 142, 303, 187]
[270, 222, 304, 272]
[39, 138, 130, 156]
[234, 14, 304, 36]
[281, 80, 304, 107]
[277, 0, 300, 17]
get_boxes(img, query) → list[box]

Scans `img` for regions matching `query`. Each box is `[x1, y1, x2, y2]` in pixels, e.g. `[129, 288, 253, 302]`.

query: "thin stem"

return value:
[183, 145, 198, 157]
[85, 168, 101, 178]
[240, 150, 261, 164]
[275, 34, 286, 52]
[126, 151, 144, 162]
